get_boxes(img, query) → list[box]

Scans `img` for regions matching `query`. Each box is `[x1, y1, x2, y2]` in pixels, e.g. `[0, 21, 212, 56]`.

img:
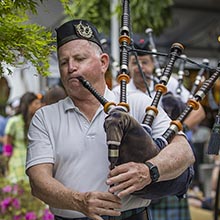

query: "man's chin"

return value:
[68, 77, 79, 84]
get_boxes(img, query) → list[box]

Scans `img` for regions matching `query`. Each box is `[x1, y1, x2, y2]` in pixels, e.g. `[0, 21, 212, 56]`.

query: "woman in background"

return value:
[3, 92, 42, 183]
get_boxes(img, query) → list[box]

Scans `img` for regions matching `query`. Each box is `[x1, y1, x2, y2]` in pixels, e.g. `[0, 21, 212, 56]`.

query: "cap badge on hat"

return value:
[75, 21, 93, 39]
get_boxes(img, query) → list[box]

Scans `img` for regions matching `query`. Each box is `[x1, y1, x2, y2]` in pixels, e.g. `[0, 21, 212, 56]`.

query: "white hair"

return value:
[89, 41, 103, 56]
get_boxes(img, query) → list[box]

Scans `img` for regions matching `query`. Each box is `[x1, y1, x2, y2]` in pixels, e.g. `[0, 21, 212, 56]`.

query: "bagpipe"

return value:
[189, 58, 210, 99]
[176, 54, 187, 96]
[78, 0, 220, 200]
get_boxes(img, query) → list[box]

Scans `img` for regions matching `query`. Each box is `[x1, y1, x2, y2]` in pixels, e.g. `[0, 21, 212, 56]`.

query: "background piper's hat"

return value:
[56, 19, 103, 51]
[131, 34, 150, 56]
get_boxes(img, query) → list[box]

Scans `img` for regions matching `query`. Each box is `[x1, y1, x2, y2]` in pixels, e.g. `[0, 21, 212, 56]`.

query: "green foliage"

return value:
[60, 0, 173, 35]
[129, 0, 173, 34]
[61, 0, 112, 34]
[0, 0, 174, 77]
[0, 0, 43, 14]
[0, 0, 55, 77]
[0, 176, 54, 219]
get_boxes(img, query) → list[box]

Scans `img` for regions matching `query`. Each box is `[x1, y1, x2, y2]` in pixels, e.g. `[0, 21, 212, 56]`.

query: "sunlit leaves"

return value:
[0, 0, 55, 77]
[60, 0, 173, 35]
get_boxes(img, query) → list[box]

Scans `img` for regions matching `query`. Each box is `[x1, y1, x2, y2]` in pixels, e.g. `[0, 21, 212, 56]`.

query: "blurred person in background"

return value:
[0, 114, 8, 176]
[112, 36, 205, 131]
[43, 85, 67, 105]
[3, 92, 42, 182]
[188, 155, 220, 211]
[0, 77, 11, 154]
[0, 115, 7, 154]
[0, 99, 17, 176]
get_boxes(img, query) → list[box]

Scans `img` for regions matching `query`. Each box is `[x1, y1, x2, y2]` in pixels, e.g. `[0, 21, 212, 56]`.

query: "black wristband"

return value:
[144, 161, 160, 183]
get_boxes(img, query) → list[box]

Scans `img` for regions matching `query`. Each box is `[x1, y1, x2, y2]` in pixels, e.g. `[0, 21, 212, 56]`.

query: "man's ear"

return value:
[100, 53, 110, 72]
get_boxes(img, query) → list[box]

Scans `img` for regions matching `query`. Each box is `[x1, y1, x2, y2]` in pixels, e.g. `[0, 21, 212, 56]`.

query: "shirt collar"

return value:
[130, 78, 154, 94]
[63, 86, 117, 112]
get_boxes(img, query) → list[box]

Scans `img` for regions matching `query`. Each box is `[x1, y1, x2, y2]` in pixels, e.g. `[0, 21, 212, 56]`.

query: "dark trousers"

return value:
[55, 207, 151, 220]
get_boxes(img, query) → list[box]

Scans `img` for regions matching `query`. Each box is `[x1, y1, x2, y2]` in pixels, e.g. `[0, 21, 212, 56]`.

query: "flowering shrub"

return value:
[2, 144, 13, 157]
[0, 178, 54, 220]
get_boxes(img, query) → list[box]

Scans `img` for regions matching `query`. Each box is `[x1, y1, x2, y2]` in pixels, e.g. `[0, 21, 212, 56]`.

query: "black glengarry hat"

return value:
[56, 19, 103, 51]
[131, 35, 150, 56]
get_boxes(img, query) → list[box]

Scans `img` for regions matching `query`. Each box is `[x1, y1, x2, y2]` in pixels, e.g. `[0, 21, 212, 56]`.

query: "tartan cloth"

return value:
[149, 196, 191, 220]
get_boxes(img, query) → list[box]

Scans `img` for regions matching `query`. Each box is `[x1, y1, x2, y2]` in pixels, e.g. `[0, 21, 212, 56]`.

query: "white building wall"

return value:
[3, 64, 44, 102]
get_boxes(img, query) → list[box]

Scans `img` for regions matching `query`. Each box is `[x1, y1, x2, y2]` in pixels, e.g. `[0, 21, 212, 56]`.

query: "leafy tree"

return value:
[0, 0, 55, 77]
[60, 0, 173, 36]
[0, 0, 174, 77]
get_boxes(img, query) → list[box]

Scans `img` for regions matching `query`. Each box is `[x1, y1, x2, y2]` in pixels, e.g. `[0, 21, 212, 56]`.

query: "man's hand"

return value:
[106, 162, 151, 198]
[79, 191, 122, 220]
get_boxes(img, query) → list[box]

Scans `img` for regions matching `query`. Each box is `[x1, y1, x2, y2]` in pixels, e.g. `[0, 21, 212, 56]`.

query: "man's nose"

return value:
[68, 60, 78, 72]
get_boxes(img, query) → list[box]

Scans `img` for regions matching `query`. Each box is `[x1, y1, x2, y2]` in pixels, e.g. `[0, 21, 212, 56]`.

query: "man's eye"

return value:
[141, 61, 148, 65]
[77, 57, 86, 62]
[60, 61, 67, 66]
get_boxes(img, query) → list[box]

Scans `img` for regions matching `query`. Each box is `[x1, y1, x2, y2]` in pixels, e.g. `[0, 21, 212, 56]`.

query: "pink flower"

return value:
[42, 209, 54, 220]
[25, 211, 37, 220]
[3, 144, 13, 157]
[13, 184, 24, 195]
[12, 198, 20, 209]
[0, 197, 12, 213]
[2, 185, 12, 193]
[13, 215, 22, 220]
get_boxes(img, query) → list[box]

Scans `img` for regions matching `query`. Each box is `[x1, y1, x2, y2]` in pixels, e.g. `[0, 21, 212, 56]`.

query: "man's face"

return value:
[57, 39, 108, 97]
[129, 55, 155, 88]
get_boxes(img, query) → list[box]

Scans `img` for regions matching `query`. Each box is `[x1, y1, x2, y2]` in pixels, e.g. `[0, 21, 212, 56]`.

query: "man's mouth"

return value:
[68, 75, 81, 82]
